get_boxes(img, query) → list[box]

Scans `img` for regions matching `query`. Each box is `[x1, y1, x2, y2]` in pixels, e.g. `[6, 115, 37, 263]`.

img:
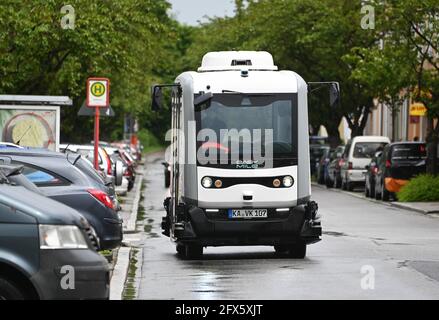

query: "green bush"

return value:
[397, 174, 439, 202]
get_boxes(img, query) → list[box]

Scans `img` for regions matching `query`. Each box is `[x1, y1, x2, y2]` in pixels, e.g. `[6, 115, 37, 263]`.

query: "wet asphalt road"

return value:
[136, 152, 439, 300]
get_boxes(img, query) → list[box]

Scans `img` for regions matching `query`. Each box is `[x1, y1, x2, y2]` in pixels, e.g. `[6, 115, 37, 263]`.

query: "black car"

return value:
[317, 147, 333, 184]
[0, 149, 123, 249]
[374, 142, 427, 201]
[364, 151, 382, 198]
[326, 145, 345, 188]
[0, 170, 109, 300]
[310, 144, 330, 177]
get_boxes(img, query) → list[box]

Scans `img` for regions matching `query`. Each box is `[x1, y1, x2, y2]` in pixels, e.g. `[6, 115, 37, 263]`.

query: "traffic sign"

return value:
[87, 77, 110, 108]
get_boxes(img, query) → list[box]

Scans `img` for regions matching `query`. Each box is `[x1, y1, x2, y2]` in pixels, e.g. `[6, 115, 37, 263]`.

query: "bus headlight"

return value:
[201, 176, 213, 188]
[283, 176, 294, 188]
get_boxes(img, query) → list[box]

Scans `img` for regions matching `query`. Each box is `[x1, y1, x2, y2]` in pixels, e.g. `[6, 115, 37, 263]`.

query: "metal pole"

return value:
[94, 107, 100, 170]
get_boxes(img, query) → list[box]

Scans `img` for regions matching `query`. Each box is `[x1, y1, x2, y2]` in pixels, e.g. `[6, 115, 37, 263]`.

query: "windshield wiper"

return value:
[221, 90, 275, 96]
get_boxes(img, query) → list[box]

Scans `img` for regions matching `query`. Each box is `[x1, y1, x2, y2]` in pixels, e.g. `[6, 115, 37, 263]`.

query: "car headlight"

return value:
[201, 176, 213, 188]
[39, 225, 88, 249]
[283, 175, 294, 187]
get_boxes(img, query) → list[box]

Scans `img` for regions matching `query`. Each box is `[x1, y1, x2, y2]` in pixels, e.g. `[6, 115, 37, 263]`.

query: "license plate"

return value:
[228, 209, 268, 219]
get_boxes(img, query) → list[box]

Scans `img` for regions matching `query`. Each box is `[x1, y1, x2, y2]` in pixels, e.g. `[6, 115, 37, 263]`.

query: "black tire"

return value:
[184, 244, 203, 260]
[374, 185, 382, 200]
[325, 176, 333, 188]
[176, 243, 185, 257]
[274, 245, 289, 254]
[0, 277, 26, 300]
[287, 243, 307, 259]
[382, 184, 390, 201]
[164, 171, 170, 188]
[341, 179, 347, 190]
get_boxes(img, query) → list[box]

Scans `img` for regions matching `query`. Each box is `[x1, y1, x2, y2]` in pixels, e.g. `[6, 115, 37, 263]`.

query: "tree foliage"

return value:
[0, 0, 178, 142]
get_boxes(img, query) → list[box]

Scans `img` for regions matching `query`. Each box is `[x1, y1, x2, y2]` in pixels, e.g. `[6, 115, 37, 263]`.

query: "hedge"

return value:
[397, 174, 439, 202]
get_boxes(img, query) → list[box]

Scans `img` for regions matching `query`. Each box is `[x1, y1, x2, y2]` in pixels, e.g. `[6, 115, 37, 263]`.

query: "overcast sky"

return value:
[167, 0, 236, 26]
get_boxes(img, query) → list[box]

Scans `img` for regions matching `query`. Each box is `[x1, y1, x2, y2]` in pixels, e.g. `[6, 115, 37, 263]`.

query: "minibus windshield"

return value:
[195, 93, 298, 168]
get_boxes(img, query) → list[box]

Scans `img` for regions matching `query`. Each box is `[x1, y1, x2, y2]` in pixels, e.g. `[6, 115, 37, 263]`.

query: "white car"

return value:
[340, 136, 390, 191]
[60, 144, 113, 179]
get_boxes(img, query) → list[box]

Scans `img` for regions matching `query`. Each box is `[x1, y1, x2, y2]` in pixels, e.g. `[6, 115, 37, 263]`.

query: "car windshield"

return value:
[353, 142, 387, 159]
[195, 93, 297, 168]
[392, 144, 426, 160]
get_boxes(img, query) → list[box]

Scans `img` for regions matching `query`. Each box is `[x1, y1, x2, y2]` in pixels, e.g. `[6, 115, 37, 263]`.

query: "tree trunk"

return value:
[426, 118, 438, 175]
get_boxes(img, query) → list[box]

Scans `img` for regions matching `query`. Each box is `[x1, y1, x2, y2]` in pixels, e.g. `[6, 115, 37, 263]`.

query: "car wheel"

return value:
[287, 243, 306, 259]
[341, 178, 347, 190]
[382, 184, 390, 201]
[374, 184, 382, 200]
[184, 244, 203, 260]
[176, 243, 185, 257]
[0, 277, 26, 300]
[325, 176, 333, 188]
[164, 171, 170, 188]
[274, 245, 289, 254]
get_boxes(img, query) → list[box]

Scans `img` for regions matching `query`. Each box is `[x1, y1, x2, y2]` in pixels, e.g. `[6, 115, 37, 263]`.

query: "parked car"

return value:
[374, 142, 427, 201]
[317, 147, 334, 184]
[340, 136, 390, 191]
[60, 144, 114, 180]
[326, 145, 345, 188]
[310, 144, 330, 177]
[105, 147, 135, 192]
[0, 171, 109, 300]
[0, 149, 123, 249]
[364, 151, 382, 198]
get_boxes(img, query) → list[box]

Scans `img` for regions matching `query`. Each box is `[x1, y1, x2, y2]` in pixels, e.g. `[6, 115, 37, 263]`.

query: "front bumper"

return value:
[169, 204, 321, 247]
[31, 249, 110, 300]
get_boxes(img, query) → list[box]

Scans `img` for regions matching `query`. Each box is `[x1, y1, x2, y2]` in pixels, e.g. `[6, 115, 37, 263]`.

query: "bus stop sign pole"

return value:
[93, 107, 100, 169]
[86, 77, 110, 170]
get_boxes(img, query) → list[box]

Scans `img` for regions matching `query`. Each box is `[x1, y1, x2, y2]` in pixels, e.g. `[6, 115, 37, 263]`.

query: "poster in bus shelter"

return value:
[0, 106, 59, 151]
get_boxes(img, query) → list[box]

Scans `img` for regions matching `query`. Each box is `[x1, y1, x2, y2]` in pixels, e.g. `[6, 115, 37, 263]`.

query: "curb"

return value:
[110, 166, 144, 300]
[311, 182, 437, 215]
[125, 173, 143, 233]
[110, 246, 131, 300]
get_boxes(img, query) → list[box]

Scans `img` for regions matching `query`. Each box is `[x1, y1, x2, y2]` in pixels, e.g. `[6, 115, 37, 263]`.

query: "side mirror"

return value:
[194, 92, 213, 108]
[151, 85, 163, 111]
[329, 82, 340, 107]
[365, 165, 370, 170]
[115, 160, 124, 186]
[375, 151, 383, 158]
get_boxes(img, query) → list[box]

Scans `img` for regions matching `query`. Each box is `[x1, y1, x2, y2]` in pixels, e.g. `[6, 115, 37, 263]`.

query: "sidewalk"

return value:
[109, 164, 145, 300]
[312, 182, 439, 215]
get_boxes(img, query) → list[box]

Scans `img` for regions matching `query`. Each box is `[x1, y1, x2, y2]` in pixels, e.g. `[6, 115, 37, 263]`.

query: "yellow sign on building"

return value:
[410, 103, 427, 116]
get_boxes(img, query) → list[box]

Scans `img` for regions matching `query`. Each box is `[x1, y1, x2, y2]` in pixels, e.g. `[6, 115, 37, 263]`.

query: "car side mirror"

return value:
[365, 165, 370, 170]
[151, 85, 163, 111]
[115, 160, 124, 186]
[329, 82, 340, 108]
